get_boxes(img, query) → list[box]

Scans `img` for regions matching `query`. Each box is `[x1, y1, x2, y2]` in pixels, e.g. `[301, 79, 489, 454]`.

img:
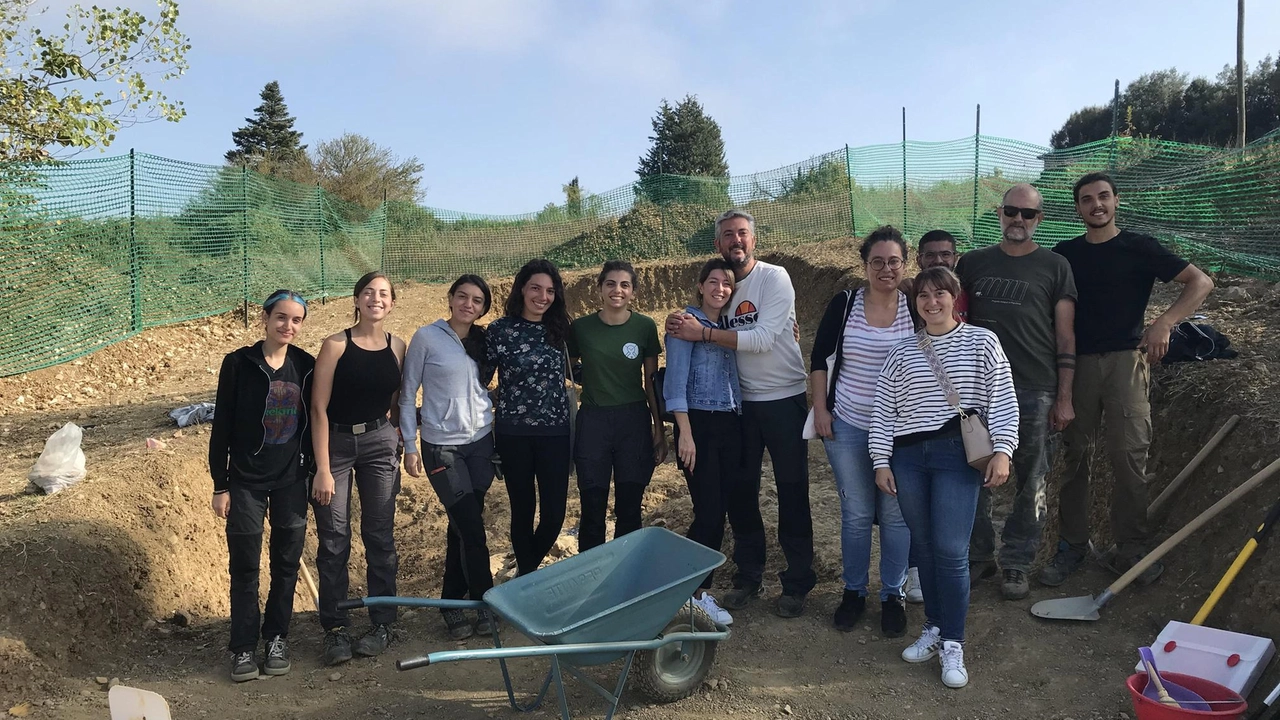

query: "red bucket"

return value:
[1126, 673, 1247, 719]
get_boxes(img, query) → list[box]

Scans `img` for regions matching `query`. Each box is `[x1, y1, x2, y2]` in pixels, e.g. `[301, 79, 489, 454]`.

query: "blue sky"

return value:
[52, 0, 1280, 214]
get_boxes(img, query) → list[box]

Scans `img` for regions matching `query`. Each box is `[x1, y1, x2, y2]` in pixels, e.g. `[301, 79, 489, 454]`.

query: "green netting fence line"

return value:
[3, 132, 1279, 376]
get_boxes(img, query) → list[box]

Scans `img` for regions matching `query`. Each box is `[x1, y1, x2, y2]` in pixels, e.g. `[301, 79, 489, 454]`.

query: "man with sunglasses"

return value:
[1041, 173, 1213, 588]
[957, 183, 1077, 601]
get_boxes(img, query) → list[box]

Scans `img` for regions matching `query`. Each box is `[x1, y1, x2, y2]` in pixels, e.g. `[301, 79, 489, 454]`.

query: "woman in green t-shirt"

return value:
[567, 260, 669, 551]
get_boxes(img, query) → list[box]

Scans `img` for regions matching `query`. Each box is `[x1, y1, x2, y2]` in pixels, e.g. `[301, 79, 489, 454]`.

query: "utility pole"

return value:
[1237, 0, 1246, 147]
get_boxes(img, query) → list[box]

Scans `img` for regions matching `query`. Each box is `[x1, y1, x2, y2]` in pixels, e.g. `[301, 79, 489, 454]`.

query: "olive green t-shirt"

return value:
[568, 312, 660, 407]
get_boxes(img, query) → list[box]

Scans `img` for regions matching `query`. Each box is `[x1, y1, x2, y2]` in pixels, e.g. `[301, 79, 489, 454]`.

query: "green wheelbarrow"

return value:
[338, 527, 731, 720]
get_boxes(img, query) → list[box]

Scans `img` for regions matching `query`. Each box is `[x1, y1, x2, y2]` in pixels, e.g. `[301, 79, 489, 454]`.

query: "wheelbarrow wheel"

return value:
[631, 603, 718, 704]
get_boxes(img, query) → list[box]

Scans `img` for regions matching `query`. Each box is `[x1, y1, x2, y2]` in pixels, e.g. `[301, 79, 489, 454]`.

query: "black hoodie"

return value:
[208, 342, 316, 493]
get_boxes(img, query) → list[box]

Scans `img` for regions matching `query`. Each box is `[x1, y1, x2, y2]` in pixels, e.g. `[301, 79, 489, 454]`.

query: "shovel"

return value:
[1032, 456, 1280, 621]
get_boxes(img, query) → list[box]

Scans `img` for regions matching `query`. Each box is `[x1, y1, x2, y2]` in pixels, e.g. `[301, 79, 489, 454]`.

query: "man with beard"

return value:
[666, 209, 815, 618]
[918, 229, 967, 320]
[958, 183, 1077, 601]
[1040, 173, 1213, 587]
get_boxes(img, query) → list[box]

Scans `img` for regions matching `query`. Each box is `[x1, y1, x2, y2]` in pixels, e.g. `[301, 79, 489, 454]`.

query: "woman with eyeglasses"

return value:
[209, 289, 314, 682]
[809, 225, 916, 639]
[869, 265, 1017, 689]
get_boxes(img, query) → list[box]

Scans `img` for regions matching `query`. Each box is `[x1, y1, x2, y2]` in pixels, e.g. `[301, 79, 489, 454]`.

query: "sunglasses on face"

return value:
[1001, 205, 1042, 220]
[868, 257, 904, 271]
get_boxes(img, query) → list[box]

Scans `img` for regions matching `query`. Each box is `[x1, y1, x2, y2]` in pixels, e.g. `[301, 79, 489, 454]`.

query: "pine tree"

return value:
[635, 95, 728, 205]
[225, 81, 306, 168]
[636, 95, 728, 178]
[563, 176, 583, 218]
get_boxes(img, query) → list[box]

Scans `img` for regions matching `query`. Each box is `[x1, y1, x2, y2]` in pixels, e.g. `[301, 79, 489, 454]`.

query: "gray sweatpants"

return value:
[313, 422, 401, 629]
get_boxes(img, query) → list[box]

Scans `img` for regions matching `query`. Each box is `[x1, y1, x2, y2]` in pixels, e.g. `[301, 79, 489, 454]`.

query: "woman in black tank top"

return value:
[309, 271, 407, 667]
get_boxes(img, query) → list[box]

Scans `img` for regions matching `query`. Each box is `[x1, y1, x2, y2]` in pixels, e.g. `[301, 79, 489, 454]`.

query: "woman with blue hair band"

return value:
[209, 289, 314, 683]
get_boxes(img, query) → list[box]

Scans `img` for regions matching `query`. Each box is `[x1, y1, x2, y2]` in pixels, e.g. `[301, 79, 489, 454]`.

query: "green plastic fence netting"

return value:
[2, 132, 1278, 376]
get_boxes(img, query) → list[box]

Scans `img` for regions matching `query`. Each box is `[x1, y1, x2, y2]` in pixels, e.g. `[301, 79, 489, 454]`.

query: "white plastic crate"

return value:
[1136, 621, 1275, 696]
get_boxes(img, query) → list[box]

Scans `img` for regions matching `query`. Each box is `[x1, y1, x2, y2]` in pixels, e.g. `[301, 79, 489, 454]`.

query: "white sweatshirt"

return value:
[723, 260, 808, 402]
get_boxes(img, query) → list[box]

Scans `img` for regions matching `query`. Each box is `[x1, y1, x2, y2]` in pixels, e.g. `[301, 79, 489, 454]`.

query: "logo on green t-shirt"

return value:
[622, 342, 639, 359]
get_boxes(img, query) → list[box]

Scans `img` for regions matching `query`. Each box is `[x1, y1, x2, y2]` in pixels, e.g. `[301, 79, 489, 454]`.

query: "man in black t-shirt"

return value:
[1042, 172, 1214, 588]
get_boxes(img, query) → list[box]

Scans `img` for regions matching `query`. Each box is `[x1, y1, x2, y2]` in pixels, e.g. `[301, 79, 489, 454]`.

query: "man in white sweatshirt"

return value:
[666, 209, 816, 618]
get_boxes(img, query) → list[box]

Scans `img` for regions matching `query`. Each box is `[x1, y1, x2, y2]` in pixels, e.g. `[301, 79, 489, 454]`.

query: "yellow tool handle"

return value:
[1191, 538, 1259, 625]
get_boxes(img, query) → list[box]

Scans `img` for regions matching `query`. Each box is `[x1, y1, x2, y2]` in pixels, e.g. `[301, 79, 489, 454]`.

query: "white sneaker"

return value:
[904, 567, 924, 604]
[693, 594, 733, 626]
[901, 624, 941, 663]
[939, 640, 968, 688]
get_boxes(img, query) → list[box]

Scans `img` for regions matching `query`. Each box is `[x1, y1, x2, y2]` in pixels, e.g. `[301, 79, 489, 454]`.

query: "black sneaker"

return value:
[474, 609, 495, 637]
[832, 590, 865, 632]
[1001, 569, 1029, 600]
[880, 595, 907, 638]
[1039, 541, 1089, 587]
[262, 635, 291, 676]
[230, 650, 258, 682]
[775, 592, 807, 619]
[322, 627, 353, 666]
[443, 609, 473, 640]
[353, 624, 392, 657]
[722, 582, 762, 611]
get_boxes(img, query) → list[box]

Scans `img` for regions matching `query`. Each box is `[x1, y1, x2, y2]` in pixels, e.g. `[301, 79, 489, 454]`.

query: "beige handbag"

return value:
[915, 330, 995, 472]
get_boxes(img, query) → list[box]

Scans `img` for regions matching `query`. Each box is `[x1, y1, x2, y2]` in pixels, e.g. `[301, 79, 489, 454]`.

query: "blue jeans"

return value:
[892, 433, 982, 642]
[971, 387, 1055, 572]
[823, 417, 909, 600]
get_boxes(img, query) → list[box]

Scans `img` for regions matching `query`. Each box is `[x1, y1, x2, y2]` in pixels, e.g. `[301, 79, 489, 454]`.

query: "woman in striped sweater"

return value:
[809, 225, 915, 638]
[870, 266, 1018, 689]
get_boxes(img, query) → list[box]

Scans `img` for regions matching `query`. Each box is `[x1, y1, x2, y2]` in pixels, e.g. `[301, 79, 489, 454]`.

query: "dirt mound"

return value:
[2, 240, 1280, 716]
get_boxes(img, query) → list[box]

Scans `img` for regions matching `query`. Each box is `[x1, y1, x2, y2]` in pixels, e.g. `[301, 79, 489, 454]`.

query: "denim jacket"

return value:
[663, 306, 740, 414]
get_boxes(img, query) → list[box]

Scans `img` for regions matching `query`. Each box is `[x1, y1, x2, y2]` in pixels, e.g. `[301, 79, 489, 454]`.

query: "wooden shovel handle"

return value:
[1149, 415, 1239, 517]
[1107, 455, 1280, 597]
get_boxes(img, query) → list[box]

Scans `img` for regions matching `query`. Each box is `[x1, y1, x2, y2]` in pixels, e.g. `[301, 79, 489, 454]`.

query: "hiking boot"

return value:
[474, 609, 495, 637]
[322, 627, 353, 666]
[230, 650, 259, 682]
[832, 590, 865, 632]
[904, 567, 924, 604]
[1039, 541, 1089, 587]
[1001, 569, 1029, 600]
[443, 609, 473, 641]
[970, 559, 997, 583]
[1107, 553, 1165, 586]
[262, 635, 291, 676]
[722, 582, 762, 611]
[775, 592, 807, 619]
[693, 593, 734, 626]
[353, 624, 393, 657]
[939, 640, 969, 688]
[881, 595, 907, 638]
[901, 624, 941, 663]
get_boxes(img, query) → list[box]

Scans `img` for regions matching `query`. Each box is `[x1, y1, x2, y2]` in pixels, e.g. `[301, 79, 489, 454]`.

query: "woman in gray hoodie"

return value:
[401, 275, 498, 641]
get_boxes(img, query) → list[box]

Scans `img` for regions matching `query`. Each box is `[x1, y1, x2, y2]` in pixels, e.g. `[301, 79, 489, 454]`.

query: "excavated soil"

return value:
[2, 239, 1279, 719]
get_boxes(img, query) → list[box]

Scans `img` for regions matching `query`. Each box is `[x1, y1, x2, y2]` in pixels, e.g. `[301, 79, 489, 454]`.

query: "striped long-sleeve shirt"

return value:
[868, 323, 1019, 470]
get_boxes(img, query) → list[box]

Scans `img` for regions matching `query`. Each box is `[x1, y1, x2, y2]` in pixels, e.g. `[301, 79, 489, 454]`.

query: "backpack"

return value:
[1163, 322, 1238, 363]
[652, 367, 675, 424]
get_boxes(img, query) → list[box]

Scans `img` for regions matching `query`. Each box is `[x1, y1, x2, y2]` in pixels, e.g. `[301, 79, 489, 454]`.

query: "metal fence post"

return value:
[901, 108, 908, 232]
[1108, 78, 1120, 171]
[127, 149, 142, 332]
[241, 164, 250, 328]
[845, 144, 856, 238]
[317, 183, 326, 304]
[380, 188, 389, 273]
[971, 105, 981, 246]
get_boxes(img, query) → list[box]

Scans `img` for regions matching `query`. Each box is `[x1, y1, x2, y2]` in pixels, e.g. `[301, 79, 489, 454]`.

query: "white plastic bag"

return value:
[28, 422, 87, 494]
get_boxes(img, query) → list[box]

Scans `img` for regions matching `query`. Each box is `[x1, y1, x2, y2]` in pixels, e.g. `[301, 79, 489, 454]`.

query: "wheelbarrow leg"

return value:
[556, 651, 637, 720]
[551, 656, 570, 720]
[493, 620, 555, 714]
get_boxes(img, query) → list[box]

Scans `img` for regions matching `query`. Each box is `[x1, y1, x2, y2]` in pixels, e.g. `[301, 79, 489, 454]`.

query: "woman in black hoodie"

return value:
[208, 290, 316, 683]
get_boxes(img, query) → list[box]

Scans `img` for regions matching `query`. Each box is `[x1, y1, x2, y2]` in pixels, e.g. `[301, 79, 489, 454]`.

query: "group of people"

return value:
[209, 170, 1213, 691]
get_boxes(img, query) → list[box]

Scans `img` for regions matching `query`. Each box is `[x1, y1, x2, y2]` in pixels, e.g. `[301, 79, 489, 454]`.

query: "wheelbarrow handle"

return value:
[397, 656, 432, 671]
[336, 596, 488, 611]
[336, 599, 365, 611]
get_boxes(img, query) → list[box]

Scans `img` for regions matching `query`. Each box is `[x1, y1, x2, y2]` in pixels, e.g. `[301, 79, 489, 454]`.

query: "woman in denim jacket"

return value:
[663, 259, 765, 626]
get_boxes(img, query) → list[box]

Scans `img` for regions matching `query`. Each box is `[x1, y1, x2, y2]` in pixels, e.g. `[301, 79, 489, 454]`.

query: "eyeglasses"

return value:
[868, 257, 904, 271]
[921, 250, 956, 262]
[1000, 205, 1042, 220]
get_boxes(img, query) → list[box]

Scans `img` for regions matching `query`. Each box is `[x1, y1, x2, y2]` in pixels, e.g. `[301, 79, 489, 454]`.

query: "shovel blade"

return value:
[1030, 594, 1101, 621]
